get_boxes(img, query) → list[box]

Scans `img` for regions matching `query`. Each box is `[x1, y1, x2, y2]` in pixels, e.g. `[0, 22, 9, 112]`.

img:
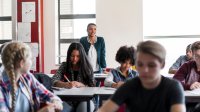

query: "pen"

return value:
[64, 75, 70, 82]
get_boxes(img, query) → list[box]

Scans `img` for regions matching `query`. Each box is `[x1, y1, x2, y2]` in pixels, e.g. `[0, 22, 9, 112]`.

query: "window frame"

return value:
[57, 0, 96, 63]
[0, 16, 12, 44]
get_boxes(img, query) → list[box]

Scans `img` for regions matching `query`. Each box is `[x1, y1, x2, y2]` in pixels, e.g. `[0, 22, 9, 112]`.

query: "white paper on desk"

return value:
[22, 2, 35, 22]
[188, 88, 200, 95]
[103, 87, 116, 91]
[18, 22, 31, 42]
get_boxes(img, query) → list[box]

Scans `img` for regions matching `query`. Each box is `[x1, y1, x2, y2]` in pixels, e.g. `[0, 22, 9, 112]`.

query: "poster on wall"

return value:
[22, 2, 36, 22]
[26, 43, 39, 71]
[18, 22, 31, 42]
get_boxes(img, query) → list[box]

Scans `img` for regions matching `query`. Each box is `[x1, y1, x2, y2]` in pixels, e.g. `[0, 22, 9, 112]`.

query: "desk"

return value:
[94, 73, 108, 87]
[54, 87, 200, 110]
[94, 87, 116, 107]
[94, 73, 108, 79]
[54, 87, 99, 112]
[185, 91, 200, 103]
[95, 88, 200, 106]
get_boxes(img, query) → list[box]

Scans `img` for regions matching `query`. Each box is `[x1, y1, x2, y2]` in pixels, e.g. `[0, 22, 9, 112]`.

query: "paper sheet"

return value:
[18, 22, 31, 42]
[28, 43, 39, 57]
[22, 2, 36, 22]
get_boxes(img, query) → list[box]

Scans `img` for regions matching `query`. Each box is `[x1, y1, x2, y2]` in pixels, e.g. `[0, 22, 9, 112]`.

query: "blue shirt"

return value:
[170, 55, 190, 70]
[15, 88, 31, 112]
[104, 67, 138, 87]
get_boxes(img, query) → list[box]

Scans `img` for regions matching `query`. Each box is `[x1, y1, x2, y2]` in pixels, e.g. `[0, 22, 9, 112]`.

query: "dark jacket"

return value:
[80, 36, 107, 72]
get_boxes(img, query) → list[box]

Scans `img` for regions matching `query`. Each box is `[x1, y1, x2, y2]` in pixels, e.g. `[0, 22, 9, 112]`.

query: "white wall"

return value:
[43, 0, 58, 73]
[43, 0, 143, 73]
[96, 0, 143, 68]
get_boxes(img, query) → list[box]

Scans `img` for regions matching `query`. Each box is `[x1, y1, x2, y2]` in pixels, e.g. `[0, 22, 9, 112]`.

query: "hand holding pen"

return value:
[63, 75, 73, 88]
[64, 75, 71, 82]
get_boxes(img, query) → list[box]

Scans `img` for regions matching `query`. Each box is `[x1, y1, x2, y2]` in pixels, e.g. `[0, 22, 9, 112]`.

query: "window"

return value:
[143, 0, 200, 74]
[0, 0, 12, 63]
[0, 0, 12, 42]
[57, 0, 96, 63]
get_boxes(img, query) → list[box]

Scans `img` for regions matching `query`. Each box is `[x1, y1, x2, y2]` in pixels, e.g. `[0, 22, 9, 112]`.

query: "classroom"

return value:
[0, 0, 200, 112]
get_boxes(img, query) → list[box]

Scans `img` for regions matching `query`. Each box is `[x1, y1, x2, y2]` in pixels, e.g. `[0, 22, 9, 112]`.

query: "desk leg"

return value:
[87, 100, 90, 112]
[99, 96, 102, 107]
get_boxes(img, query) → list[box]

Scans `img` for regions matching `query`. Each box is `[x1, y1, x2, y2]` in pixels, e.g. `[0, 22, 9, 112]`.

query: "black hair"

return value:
[87, 23, 96, 30]
[115, 45, 135, 65]
[66, 42, 93, 85]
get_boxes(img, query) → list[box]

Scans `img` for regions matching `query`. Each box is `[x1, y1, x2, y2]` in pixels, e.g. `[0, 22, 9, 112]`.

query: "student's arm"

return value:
[168, 69, 178, 74]
[173, 63, 191, 90]
[28, 73, 63, 111]
[88, 71, 95, 87]
[98, 100, 119, 112]
[170, 104, 186, 112]
[104, 72, 115, 87]
[52, 62, 66, 86]
[54, 80, 73, 88]
[168, 57, 182, 74]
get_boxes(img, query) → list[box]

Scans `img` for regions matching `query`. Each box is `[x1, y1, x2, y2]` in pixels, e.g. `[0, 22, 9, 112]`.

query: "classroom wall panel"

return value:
[17, 0, 40, 72]
[43, 0, 143, 73]
[96, 0, 143, 68]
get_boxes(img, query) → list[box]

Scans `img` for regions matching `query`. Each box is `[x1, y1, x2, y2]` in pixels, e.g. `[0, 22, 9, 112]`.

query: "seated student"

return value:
[104, 46, 138, 88]
[52, 42, 95, 112]
[0, 42, 63, 112]
[98, 40, 186, 112]
[169, 44, 193, 74]
[173, 41, 200, 90]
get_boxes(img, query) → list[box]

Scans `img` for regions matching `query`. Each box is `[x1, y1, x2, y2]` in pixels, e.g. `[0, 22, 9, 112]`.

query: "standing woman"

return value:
[98, 41, 186, 112]
[80, 23, 107, 73]
[0, 42, 63, 112]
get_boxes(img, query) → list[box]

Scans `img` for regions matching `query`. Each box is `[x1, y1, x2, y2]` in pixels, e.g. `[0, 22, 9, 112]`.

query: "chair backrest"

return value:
[117, 104, 126, 112]
[50, 69, 57, 74]
[99, 68, 113, 87]
[34, 73, 53, 92]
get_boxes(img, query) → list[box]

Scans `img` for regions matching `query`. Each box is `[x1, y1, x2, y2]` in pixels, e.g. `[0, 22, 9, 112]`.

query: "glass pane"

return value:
[0, 0, 12, 16]
[59, 43, 70, 62]
[60, 19, 95, 39]
[0, 21, 12, 39]
[143, 0, 200, 36]
[60, 0, 96, 14]
[144, 37, 199, 75]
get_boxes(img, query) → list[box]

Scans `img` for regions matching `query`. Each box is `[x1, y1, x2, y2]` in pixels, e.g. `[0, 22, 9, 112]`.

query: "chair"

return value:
[34, 73, 53, 92]
[117, 104, 126, 112]
[50, 69, 57, 74]
[99, 68, 112, 87]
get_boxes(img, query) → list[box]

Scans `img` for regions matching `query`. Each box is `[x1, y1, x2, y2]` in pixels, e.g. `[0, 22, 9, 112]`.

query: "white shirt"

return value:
[88, 45, 99, 72]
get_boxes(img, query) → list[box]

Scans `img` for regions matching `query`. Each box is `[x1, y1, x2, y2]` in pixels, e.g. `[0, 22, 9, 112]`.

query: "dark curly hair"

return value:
[115, 46, 135, 65]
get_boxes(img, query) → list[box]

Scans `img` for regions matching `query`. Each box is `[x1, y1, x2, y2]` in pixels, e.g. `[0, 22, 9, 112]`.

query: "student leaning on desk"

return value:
[52, 42, 94, 88]
[104, 45, 138, 88]
[0, 42, 63, 112]
[173, 41, 200, 112]
[173, 41, 200, 90]
[168, 44, 192, 74]
[98, 41, 186, 112]
[52, 42, 95, 112]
